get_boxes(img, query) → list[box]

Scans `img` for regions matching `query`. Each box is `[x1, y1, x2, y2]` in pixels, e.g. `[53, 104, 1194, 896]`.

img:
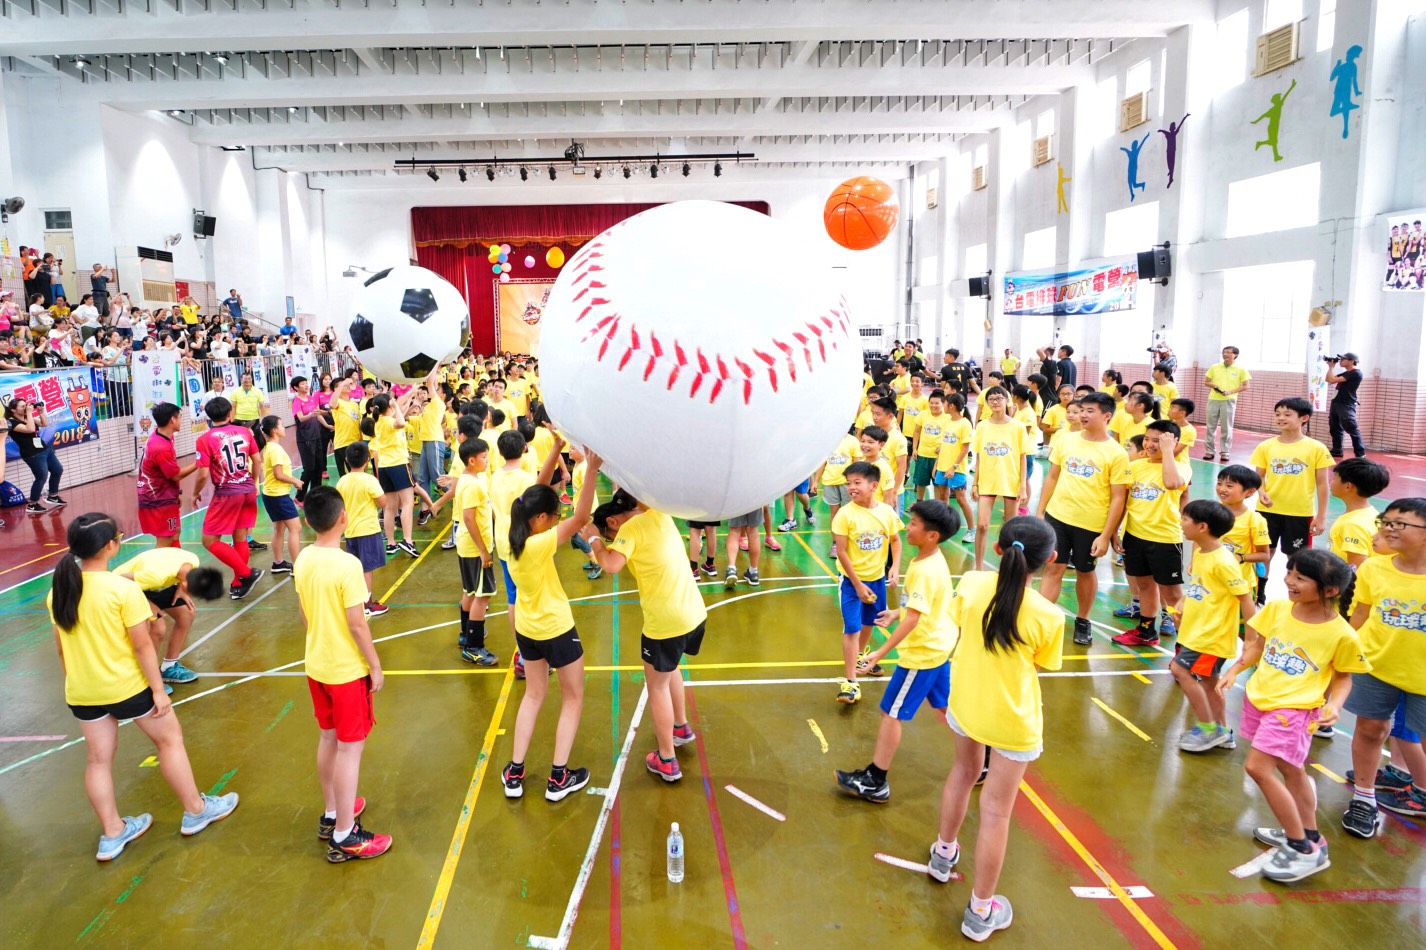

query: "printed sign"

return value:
[1003, 258, 1139, 316]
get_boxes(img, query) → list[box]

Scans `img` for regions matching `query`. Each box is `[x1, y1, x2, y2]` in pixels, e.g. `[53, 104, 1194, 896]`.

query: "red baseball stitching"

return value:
[564, 227, 851, 406]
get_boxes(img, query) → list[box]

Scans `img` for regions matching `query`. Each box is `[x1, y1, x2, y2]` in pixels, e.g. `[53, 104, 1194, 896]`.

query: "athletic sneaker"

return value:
[164, 683, 173, 695]
[778, 519, 797, 532]
[1254, 828, 1330, 865]
[1378, 787, 1426, 817]
[247, 538, 267, 551]
[1262, 841, 1330, 883]
[802, 506, 814, 523]
[1313, 724, 1335, 739]
[691, 566, 701, 582]
[1111, 628, 1160, 647]
[836, 680, 861, 705]
[1178, 726, 1228, 753]
[724, 568, 738, 591]
[397, 539, 419, 558]
[764, 536, 782, 552]
[1220, 728, 1237, 750]
[743, 567, 760, 587]
[385, 543, 399, 557]
[270, 560, 294, 574]
[1345, 765, 1413, 792]
[672, 723, 697, 747]
[1158, 609, 1177, 636]
[26, 501, 47, 514]
[1342, 799, 1382, 838]
[364, 601, 389, 617]
[45, 494, 68, 508]
[326, 822, 393, 863]
[961, 897, 1013, 943]
[962, 530, 976, 543]
[1113, 599, 1141, 619]
[546, 766, 591, 802]
[513, 652, 526, 680]
[96, 814, 152, 861]
[1072, 617, 1093, 646]
[834, 767, 890, 803]
[461, 646, 498, 667]
[700, 561, 718, 578]
[858, 650, 885, 677]
[645, 752, 682, 783]
[161, 662, 198, 684]
[927, 841, 960, 883]
[180, 792, 239, 836]
[587, 563, 605, 579]
[502, 762, 526, 799]
[317, 797, 367, 840]
[229, 568, 266, 601]
[440, 537, 457, 550]
[417, 509, 433, 527]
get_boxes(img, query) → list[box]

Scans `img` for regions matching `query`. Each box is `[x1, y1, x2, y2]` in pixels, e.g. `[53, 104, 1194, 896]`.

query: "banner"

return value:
[0, 367, 101, 459]
[1381, 210, 1425, 291]
[1003, 258, 1139, 316]
[130, 350, 181, 440]
[1307, 325, 1332, 413]
[496, 279, 555, 356]
[292, 345, 318, 385]
[182, 361, 208, 431]
[218, 359, 240, 389]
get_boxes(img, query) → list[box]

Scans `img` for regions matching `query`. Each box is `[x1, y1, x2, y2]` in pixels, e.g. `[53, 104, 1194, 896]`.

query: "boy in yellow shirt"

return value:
[295, 486, 391, 862]
[1251, 397, 1334, 590]
[869, 397, 910, 513]
[454, 437, 498, 666]
[334, 442, 388, 616]
[1213, 466, 1273, 612]
[933, 392, 974, 531]
[831, 462, 902, 706]
[1168, 397, 1197, 460]
[898, 373, 929, 439]
[1328, 458, 1390, 569]
[909, 390, 948, 502]
[816, 425, 863, 526]
[857, 425, 897, 504]
[835, 500, 960, 803]
[970, 387, 1031, 570]
[1113, 422, 1191, 647]
[1173, 500, 1256, 753]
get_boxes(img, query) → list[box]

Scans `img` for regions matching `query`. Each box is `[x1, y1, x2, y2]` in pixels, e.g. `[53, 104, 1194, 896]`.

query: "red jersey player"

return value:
[192, 396, 265, 599]
[137, 402, 197, 547]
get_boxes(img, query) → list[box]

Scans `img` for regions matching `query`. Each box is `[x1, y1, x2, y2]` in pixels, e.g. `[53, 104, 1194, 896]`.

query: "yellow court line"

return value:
[1018, 781, 1178, 950]
[1131, 672, 1153, 685]
[377, 523, 449, 604]
[1090, 696, 1152, 742]
[790, 531, 838, 579]
[807, 718, 829, 753]
[1311, 762, 1347, 784]
[417, 663, 518, 947]
[0, 548, 66, 576]
[1061, 653, 1160, 662]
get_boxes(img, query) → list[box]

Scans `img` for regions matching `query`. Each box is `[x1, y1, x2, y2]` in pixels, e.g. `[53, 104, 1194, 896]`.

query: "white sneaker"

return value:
[1262, 841, 1330, 883]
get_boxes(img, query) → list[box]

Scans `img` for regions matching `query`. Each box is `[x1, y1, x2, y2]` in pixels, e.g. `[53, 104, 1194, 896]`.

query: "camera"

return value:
[1326, 354, 1347, 362]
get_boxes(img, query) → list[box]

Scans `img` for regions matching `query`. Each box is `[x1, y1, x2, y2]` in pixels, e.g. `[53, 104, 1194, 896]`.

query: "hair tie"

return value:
[1009, 540, 1025, 551]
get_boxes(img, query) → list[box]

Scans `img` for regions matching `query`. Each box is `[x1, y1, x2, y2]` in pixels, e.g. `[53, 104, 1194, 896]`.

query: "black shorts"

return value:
[1121, 533, 1185, 586]
[641, 621, 707, 673]
[377, 464, 413, 493]
[68, 687, 156, 722]
[458, 556, 497, 597]
[144, 584, 183, 612]
[687, 521, 720, 530]
[1046, 513, 1100, 573]
[516, 626, 584, 669]
[1262, 512, 1312, 556]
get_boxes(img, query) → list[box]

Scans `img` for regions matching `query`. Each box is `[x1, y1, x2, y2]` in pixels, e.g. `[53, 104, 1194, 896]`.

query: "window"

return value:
[1317, 0, 1336, 52]
[1225, 163, 1320, 237]
[1265, 0, 1304, 30]
[44, 209, 72, 230]
[1022, 227, 1057, 270]
[1210, 9, 1250, 97]
[1125, 59, 1152, 97]
[1221, 261, 1315, 368]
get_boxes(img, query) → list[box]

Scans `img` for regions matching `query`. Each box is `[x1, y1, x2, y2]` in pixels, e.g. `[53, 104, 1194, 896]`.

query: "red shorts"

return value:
[307, 675, 375, 743]
[138, 504, 181, 538]
[203, 493, 257, 538]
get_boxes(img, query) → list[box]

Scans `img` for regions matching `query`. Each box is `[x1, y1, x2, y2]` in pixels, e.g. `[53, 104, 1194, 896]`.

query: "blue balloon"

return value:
[491, 264, 502, 274]
[498, 253, 508, 263]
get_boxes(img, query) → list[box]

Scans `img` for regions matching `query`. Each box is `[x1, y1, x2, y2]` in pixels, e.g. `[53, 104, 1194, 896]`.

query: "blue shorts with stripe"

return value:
[838, 575, 886, 634]
[879, 661, 950, 720]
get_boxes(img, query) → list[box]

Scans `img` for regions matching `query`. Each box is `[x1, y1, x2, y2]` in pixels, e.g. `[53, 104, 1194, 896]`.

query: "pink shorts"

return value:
[1239, 697, 1320, 767]
[203, 493, 257, 538]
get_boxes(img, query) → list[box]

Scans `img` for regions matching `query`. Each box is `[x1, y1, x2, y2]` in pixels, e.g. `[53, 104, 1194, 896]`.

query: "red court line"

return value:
[1177, 887, 1426, 906]
[685, 690, 748, 950]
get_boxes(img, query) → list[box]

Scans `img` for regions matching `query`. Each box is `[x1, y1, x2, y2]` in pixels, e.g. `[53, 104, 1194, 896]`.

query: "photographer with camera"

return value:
[1325, 352, 1366, 459]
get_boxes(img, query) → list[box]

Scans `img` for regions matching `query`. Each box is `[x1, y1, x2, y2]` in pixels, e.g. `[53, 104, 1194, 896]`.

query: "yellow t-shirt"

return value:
[1046, 433, 1133, 533]
[1176, 422, 1198, 454]
[420, 398, 445, 447]
[571, 459, 596, 503]
[821, 434, 863, 487]
[606, 509, 708, 639]
[832, 502, 900, 581]
[505, 379, 531, 418]
[1124, 457, 1191, 544]
[854, 407, 873, 432]
[336, 471, 384, 540]
[1014, 405, 1039, 446]
[371, 415, 409, 469]
[1177, 546, 1253, 659]
[113, 547, 200, 592]
[1329, 506, 1378, 562]
[508, 529, 573, 640]
[530, 426, 556, 472]
[50, 573, 155, 706]
[296, 545, 371, 685]
[331, 398, 362, 449]
[1250, 437, 1334, 518]
[1116, 415, 1151, 447]
[947, 571, 1064, 751]
[978, 399, 994, 423]
[868, 455, 895, 504]
[897, 554, 959, 668]
[404, 406, 426, 451]
[1205, 362, 1251, 401]
[889, 375, 911, 398]
[261, 442, 294, 497]
[1351, 556, 1426, 693]
[915, 410, 949, 459]
[1099, 384, 1119, 396]
[1041, 404, 1068, 435]
[454, 472, 494, 559]
[1222, 508, 1270, 585]
[1153, 382, 1180, 404]
[935, 417, 974, 475]
[883, 426, 910, 464]
[973, 419, 1030, 498]
[179, 303, 200, 325]
[487, 398, 517, 433]
[898, 393, 929, 437]
[520, 448, 539, 477]
[491, 466, 536, 560]
[1000, 356, 1020, 376]
[231, 386, 266, 422]
[1244, 600, 1370, 711]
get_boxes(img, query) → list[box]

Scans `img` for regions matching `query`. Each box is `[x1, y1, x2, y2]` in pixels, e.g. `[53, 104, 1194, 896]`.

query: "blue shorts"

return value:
[838, 575, 887, 634]
[261, 493, 300, 522]
[1391, 696, 1422, 743]
[345, 532, 386, 574]
[500, 558, 518, 605]
[879, 662, 950, 720]
[933, 470, 967, 490]
[794, 478, 811, 495]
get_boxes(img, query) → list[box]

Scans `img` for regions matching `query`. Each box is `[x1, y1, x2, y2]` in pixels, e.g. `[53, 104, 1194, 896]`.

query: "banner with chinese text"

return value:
[1002, 258, 1139, 316]
[0, 368, 101, 460]
[130, 350, 181, 439]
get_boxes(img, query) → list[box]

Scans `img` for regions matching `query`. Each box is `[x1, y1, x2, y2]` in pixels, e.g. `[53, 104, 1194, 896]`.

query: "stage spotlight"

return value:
[520, 166, 528, 181]
[714, 161, 723, 177]
[458, 168, 468, 183]
[682, 162, 691, 177]
[623, 166, 631, 179]
[548, 165, 557, 181]
[426, 168, 440, 182]
[593, 166, 602, 179]
[486, 166, 496, 181]
[650, 164, 658, 179]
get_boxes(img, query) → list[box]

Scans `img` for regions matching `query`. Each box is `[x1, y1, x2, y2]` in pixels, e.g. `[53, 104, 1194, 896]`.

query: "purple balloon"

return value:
[524, 255, 536, 268]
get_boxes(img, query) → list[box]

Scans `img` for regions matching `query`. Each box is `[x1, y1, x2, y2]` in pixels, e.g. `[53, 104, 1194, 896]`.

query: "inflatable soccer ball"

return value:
[340, 265, 470, 382]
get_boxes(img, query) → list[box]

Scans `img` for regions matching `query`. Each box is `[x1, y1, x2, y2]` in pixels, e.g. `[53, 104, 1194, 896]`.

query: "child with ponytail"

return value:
[499, 449, 602, 802]
[927, 516, 1062, 942]
[49, 514, 238, 862]
[256, 414, 303, 573]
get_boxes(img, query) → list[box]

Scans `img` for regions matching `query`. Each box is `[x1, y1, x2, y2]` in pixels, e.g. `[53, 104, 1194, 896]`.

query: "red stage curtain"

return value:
[412, 202, 768, 354]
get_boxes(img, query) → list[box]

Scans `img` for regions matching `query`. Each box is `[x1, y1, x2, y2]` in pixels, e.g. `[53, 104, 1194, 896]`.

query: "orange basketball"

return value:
[823, 176, 900, 250]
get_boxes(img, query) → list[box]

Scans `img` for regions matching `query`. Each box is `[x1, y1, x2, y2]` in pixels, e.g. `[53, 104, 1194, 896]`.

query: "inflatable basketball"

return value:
[823, 176, 900, 250]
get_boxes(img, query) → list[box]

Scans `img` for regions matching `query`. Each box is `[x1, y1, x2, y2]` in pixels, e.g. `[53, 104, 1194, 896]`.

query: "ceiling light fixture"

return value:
[682, 162, 691, 177]
[486, 165, 496, 181]
[427, 168, 440, 182]
[458, 167, 468, 182]
[650, 164, 658, 178]
[71, 55, 90, 66]
[220, 145, 246, 152]
[623, 166, 631, 179]
[548, 165, 557, 181]
[520, 166, 528, 181]
[714, 161, 723, 177]
[593, 166, 602, 180]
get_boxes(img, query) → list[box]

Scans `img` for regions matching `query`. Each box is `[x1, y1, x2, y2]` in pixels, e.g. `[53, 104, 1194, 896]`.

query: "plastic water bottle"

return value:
[666, 822, 685, 883]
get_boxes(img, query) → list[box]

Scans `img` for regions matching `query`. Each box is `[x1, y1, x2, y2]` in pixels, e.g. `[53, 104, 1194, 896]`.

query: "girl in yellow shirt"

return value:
[257, 415, 304, 573]
[360, 390, 434, 558]
[49, 514, 238, 861]
[501, 451, 601, 802]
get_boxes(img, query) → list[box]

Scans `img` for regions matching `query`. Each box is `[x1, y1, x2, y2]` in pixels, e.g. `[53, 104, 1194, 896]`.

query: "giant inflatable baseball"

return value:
[339, 265, 471, 383]
[539, 201, 862, 521]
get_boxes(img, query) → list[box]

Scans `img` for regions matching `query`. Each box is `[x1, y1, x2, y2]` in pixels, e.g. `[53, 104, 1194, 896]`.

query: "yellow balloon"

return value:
[546, 246, 565, 268]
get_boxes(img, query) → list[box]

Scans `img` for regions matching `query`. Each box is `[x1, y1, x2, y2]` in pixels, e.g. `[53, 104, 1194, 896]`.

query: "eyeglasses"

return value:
[1376, 518, 1426, 531]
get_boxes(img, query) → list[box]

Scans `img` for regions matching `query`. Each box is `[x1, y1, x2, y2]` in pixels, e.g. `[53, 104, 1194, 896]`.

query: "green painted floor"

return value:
[1, 455, 1424, 948]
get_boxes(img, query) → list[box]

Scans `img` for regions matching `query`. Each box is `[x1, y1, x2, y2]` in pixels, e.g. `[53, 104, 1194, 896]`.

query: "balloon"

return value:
[540, 201, 858, 520]
[500, 244, 511, 255]
[546, 246, 565, 268]
[337, 264, 470, 383]
[488, 250, 499, 263]
[498, 253, 508, 263]
[499, 273, 511, 283]
[823, 176, 900, 250]
[501, 262, 512, 273]
[491, 264, 502, 274]
[524, 255, 536, 268]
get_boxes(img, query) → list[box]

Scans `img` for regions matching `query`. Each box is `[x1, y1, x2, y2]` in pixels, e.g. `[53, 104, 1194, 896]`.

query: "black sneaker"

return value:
[1342, 799, 1382, 839]
[461, 646, 498, 667]
[229, 568, 266, 600]
[397, 540, 419, 558]
[325, 821, 393, 863]
[502, 762, 526, 799]
[417, 509, 433, 527]
[45, 494, 67, 508]
[270, 560, 293, 574]
[1072, 618, 1093, 646]
[834, 767, 890, 803]
[316, 797, 367, 840]
[26, 501, 47, 514]
[385, 543, 399, 557]
[247, 538, 268, 551]
[546, 766, 591, 802]
[700, 561, 718, 577]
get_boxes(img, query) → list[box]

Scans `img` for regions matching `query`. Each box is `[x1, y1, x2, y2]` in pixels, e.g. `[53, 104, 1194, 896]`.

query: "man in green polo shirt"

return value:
[1202, 345, 1251, 462]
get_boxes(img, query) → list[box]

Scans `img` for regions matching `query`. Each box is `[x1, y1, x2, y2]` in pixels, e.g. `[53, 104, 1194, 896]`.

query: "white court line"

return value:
[527, 685, 649, 950]
[1229, 849, 1276, 878]
[177, 576, 291, 659]
[874, 852, 931, 874]
[724, 784, 786, 822]
[1072, 886, 1154, 899]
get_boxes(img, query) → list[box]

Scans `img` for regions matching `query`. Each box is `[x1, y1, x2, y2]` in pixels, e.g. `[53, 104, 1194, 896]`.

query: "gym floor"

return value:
[2, 433, 1425, 948]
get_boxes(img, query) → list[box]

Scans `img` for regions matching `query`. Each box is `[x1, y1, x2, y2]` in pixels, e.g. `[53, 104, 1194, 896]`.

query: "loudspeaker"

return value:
[967, 275, 990, 298]
[1137, 245, 1171, 281]
[193, 213, 217, 237]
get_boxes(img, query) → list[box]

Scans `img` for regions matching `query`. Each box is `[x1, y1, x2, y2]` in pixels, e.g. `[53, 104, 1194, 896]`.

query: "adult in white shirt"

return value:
[210, 335, 231, 360]
[74, 295, 103, 343]
[29, 294, 52, 330]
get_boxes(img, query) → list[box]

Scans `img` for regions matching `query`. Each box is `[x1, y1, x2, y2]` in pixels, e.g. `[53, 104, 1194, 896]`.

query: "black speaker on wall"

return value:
[193, 213, 217, 237]
[1137, 244, 1171, 283]
[967, 275, 991, 298]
